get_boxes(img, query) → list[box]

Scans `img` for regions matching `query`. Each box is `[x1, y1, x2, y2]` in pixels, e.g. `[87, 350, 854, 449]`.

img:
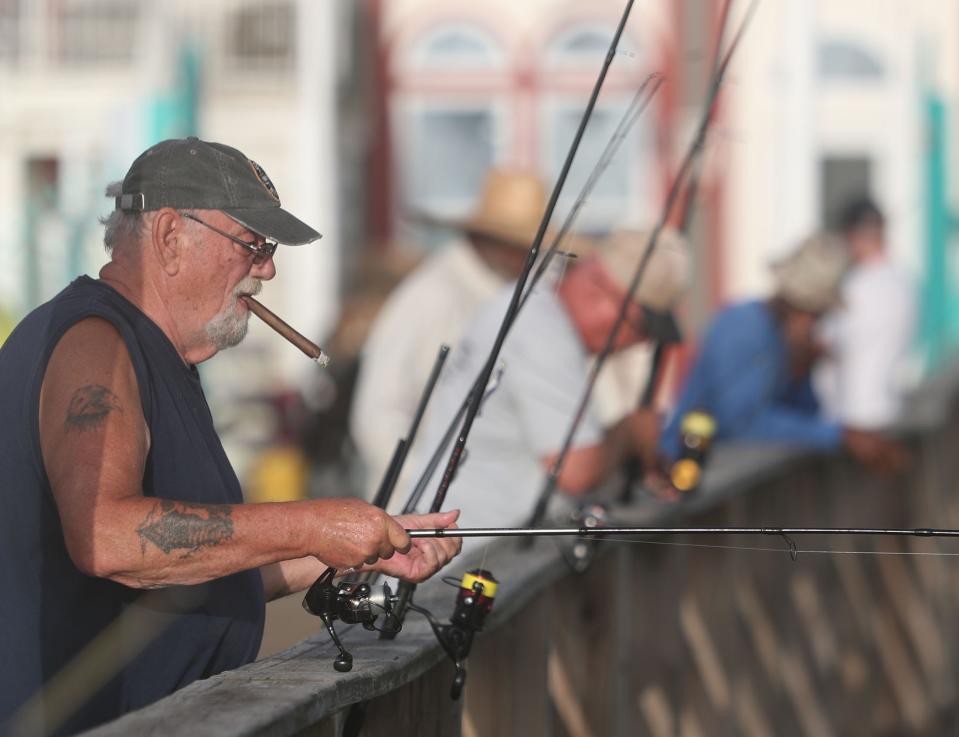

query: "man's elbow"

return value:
[65, 536, 156, 589]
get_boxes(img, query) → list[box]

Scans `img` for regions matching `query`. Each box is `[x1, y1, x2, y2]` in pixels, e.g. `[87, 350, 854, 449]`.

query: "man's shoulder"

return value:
[43, 318, 135, 393]
[375, 244, 486, 318]
[710, 299, 767, 330]
[701, 300, 771, 351]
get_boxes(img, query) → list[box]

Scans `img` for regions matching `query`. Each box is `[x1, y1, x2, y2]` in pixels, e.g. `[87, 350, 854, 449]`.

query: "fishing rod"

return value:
[381, 0, 643, 658]
[620, 0, 736, 504]
[525, 0, 760, 531]
[674, 0, 734, 237]
[428, 0, 639, 517]
[393, 73, 662, 522]
[519, 72, 663, 310]
[382, 74, 661, 635]
[409, 526, 959, 539]
[371, 344, 450, 511]
[400, 364, 504, 515]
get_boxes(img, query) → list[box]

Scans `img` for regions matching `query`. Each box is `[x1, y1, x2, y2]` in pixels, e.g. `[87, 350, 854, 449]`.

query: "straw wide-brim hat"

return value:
[771, 232, 849, 313]
[597, 226, 692, 313]
[443, 169, 550, 249]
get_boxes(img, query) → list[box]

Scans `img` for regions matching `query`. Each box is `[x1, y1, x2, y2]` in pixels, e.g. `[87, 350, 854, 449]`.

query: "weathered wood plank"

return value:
[77, 371, 959, 737]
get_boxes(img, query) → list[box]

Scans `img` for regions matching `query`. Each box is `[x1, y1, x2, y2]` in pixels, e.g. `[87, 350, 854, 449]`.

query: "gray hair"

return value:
[99, 181, 148, 255]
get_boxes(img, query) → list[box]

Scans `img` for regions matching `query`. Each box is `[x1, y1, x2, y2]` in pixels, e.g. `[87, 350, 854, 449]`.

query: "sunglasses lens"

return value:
[253, 243, 277, 264]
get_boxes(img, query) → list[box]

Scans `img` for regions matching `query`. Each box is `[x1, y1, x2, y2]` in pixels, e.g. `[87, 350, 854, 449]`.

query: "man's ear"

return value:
[151, 209, 184, 276]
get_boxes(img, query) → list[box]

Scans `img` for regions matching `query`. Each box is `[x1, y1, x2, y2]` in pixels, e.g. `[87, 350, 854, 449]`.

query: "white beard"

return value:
[205, 277, 262, 350]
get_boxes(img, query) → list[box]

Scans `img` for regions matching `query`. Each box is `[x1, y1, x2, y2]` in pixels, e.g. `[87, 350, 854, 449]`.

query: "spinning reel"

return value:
[302, 567, 498, 700]
[302, 567, 398, 672]
[410, 569, 498, 699]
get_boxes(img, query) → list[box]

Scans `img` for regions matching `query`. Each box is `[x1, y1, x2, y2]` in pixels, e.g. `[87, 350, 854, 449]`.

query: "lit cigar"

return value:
[241, 296, 330, 366]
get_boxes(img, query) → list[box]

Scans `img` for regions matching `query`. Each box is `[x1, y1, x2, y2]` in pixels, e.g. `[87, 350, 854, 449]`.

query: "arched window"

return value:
[545, 23, 643, 70]
[407, 24, 503, 70]
[819, 39, 883, 81]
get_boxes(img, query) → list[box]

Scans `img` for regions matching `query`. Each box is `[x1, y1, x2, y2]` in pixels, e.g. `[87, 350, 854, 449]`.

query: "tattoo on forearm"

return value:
[65, 384, 122, 432]
[136, 500, 234, 557]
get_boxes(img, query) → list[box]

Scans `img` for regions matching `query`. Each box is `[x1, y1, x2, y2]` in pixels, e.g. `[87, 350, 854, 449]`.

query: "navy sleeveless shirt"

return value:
[0, 277, 265, 735]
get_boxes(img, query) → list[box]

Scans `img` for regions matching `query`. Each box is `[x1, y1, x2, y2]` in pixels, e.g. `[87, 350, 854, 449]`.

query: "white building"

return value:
[724, 0, 959, 302]
[0, 0, 352, 385]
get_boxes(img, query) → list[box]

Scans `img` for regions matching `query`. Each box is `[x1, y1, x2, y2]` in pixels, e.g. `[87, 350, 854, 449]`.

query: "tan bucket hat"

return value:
[446, 168, 548, 249]
[597, 227, 692, 312]
[771, 232, 849, 313]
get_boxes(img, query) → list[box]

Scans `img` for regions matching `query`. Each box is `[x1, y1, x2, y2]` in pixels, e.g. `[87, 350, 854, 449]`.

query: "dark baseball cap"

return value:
[113, 137, 321, 246]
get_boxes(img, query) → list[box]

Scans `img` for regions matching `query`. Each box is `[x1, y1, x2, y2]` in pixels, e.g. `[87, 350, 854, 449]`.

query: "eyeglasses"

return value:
[180, 212, 278, 264]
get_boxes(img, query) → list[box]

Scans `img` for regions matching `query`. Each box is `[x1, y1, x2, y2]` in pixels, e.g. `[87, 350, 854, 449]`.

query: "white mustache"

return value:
[234, 278, 262, 298]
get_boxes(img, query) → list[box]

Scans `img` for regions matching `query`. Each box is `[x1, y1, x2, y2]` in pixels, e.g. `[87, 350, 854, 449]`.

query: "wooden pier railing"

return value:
[82, 364, 959, 737]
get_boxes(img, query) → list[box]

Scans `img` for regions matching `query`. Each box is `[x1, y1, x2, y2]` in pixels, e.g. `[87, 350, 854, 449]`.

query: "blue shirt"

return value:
[659, 300, 842, 460]
[0, 277, 264, 735]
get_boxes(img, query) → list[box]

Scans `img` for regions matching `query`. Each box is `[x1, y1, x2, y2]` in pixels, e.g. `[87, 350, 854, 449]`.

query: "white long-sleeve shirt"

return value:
[816, 257, 917, 428]
[350, 239, 657, 502]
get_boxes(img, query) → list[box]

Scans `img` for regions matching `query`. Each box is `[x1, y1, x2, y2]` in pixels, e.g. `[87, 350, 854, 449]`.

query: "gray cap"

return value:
[114, 137, 321, 246]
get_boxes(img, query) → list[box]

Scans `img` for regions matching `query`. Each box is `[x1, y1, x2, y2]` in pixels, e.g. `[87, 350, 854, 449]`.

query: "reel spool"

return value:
[439, 569, 498, 699]
[302, 568, 397, 672]
[302, 566, 498, 699]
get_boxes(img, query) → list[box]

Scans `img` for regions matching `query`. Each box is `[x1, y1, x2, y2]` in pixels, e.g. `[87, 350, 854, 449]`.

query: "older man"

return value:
[0, 138, 460, 735]
[410, 228, 690, 534]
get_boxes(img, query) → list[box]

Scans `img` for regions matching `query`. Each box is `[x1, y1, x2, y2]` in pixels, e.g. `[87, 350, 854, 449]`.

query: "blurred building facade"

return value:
[3, 0, 959, 484]
[0, 0, 358, 383]
[723, 0, 959, 370]
[4, 0, 959, 343]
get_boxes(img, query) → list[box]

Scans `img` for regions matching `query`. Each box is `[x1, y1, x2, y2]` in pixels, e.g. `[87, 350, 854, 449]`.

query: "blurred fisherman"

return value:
[0, 138, 460, 735]
[816, 198, 917, 428]
[659, 232, 906, 475]
[350, 169, 544, 497]
[412, 228, 690, 532]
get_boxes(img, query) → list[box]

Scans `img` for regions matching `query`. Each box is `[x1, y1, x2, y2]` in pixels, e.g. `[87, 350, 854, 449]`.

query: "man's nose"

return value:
[251, 255, 277, 281]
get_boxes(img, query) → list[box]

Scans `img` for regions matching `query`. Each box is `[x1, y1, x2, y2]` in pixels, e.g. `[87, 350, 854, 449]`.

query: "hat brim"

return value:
[407, 209, 542, 250]
[770, 263, 843, 314]
[642, 307, 683, 344]
[408, 208, 595, 255]
[224, 207, 321, 246]
[458, 219, 542, 250]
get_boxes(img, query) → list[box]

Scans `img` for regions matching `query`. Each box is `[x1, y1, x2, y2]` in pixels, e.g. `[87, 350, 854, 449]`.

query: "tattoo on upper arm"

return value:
[65, 384, 122, 432]
[136, 500, 235, 557]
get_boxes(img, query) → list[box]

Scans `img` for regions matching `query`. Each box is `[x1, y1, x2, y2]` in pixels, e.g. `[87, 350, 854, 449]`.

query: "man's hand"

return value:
[302, 498, 412, 570]
[302, 501, 461, 581]
[842, 428, 910, 476]
[368, 510, 462, 583]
